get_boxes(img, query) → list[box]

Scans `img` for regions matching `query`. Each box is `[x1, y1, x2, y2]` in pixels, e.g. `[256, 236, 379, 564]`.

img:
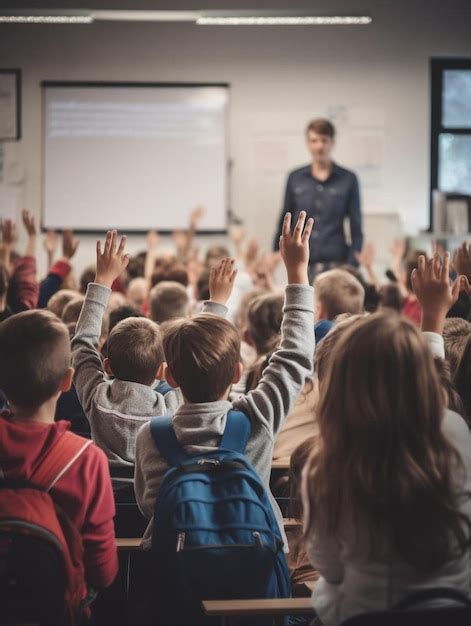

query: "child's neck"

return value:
[11, 396, 58, 425]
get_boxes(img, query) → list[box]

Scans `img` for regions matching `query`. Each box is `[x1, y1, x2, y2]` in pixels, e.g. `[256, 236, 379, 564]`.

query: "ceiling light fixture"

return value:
[0, 15, 92, 23]
[0, 10, 93, 24]
[196, 15, 372, 26]
[0, 9, 372, 26]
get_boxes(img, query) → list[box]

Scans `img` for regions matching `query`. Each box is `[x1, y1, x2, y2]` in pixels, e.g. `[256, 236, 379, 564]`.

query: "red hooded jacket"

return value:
[0, 415, 118, 589]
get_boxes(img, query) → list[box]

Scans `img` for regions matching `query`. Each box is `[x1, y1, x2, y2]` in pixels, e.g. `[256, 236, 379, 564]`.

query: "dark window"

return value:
[431, 59, 471, 229]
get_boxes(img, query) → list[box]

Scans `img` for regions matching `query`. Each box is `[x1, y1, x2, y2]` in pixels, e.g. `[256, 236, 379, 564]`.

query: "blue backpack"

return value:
[149, 410, 291, 625]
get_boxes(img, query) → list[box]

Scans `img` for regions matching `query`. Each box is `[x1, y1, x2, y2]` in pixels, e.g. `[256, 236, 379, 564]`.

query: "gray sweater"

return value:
[134, 283, 315, 548]
[72, 283, 206, 466]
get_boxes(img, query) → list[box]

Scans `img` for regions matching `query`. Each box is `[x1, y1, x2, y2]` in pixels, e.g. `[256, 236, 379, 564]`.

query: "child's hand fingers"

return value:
[282, 213, 292, 239]
[294, 211, 306, 240]
[432, 253, 442, 279]
[451, 276, 463, 301]
[104, 231, 112, 255]
[97, 239, 102, 256]
[230, 268, 238, 283]
[417, 255, 426, 276]
[411, 268, 418, 292]
[110, 230, 118, 254]
[117, 235, 127, 257]
[226, 259, 235, 277]
[302, 218, 314, 244]
[441, 252, 450, 281]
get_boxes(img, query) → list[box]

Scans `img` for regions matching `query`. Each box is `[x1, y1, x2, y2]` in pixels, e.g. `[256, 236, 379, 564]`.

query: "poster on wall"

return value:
[0, 70, 21, 141]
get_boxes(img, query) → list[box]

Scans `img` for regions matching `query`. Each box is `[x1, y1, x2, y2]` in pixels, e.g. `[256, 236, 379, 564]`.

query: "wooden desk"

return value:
[116, 537, 142, 551]
[203, 597, 314, 625]
[271, 458, 290, 470]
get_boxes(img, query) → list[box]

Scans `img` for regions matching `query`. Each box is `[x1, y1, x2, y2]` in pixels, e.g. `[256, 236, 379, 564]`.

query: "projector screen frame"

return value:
[41, 80, 231, 235]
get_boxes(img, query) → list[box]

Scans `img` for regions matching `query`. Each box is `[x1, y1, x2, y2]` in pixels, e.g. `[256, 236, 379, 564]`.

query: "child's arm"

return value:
[234, 212, 315, 435]
[38, 230, 79, 308]
[43, 229, 57, 271]
[134, 422, 169, 522]
[0, 219, 14, 271]
[11, 211, 39, 312]
[72, 231, 129, 415]
[80, 446, 119, 589]
[412, 252, 469, 357]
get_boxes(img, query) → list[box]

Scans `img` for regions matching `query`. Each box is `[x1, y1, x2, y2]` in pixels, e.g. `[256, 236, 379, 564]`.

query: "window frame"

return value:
[430, 58, 471, 230]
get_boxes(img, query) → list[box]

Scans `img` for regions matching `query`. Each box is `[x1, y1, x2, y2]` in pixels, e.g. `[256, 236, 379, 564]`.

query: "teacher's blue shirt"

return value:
[274, 163, 363, 265]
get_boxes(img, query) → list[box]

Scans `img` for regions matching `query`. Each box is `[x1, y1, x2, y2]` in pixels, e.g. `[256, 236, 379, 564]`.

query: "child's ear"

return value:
[163, 364, 178, 389]
[315, 301, 325, 321]
[243, 328, 254, 347]
[103, 358, 113, 377]
[59, 367, 74, 393]
[232, 361, 244, 384]
[156, 362, 166, 380]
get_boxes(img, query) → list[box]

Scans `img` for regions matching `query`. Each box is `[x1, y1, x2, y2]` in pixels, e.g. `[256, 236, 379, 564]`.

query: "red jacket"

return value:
[0, 416, 118, 589]
[402, 294, 422, 326]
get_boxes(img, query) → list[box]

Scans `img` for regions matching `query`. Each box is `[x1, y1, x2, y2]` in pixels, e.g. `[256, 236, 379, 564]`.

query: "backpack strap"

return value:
[30, 431, 92, 492]
[150, 416, 188, 467]
[220, 410, 251, 454]
[150, 410, 252, 467]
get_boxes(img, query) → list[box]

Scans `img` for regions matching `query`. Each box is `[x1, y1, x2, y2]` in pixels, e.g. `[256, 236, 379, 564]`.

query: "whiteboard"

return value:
[42, 83, 229, 232]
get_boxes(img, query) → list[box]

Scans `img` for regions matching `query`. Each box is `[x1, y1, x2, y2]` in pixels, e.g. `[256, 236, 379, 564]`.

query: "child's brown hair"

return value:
[149, 281, 190, 324]
[314, 269, 365, 320]
[163, 314, 240, 402]
[47, 289, 79, 318]
[246, 292, 284, 355]
[443, 317, 471, 377]
[0, 310, 70, 410]
[107, 317, 164, 385]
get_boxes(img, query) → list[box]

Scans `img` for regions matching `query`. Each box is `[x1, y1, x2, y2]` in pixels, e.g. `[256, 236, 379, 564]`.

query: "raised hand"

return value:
[2, 219, 15, 249]
[22, 210, 36, 237]
[172, 229, 189, 255]
[279, 211, 313, 285]
[0, 219, 15, 268]
[411, 252, 469, 333]
[244, 237, 259, 272]
[209, 257, 238, 305]
[62, 229, 80, 260]
[147, 230, 160, 252]
[22, 210, 36, 257]
[95, 230, 129, 289]
[190, 205, 205, 229]
[43, 230, 57, 255]
[454, 241, 471, 282]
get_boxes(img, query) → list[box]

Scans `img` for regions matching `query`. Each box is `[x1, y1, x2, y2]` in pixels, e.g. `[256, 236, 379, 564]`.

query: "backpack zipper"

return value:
[176, 532, 186, 552]
[175, 531, 269, 553]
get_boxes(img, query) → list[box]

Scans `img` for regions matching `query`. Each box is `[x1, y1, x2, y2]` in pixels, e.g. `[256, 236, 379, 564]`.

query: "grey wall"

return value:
[1, 0, 471, 275]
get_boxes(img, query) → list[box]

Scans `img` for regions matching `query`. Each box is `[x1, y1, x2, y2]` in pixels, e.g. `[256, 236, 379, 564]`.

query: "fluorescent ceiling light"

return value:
[197, 16, 372, 25]
[0, 16, 92, 23]
[196, 10, 372, 26]
[0, 9, 372, 26]
[0, 10, 92, 23]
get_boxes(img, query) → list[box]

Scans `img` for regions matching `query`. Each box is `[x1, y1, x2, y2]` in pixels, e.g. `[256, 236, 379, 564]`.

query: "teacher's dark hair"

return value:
[306, 118, 335, 139]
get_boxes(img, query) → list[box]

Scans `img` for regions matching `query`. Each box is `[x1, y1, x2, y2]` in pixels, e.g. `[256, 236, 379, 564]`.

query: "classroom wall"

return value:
[1, 0, 471, 276]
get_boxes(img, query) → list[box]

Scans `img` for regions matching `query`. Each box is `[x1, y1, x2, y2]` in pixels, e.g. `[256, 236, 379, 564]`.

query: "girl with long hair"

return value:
[302, 312, 471, 625]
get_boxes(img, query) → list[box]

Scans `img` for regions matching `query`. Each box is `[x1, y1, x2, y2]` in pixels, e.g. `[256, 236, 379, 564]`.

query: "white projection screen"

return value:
[42, 82, 229, 232]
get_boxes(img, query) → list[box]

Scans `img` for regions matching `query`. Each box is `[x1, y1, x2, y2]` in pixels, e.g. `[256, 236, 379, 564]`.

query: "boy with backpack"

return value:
[71, 231, 231, 472]
[133, 212, 315, 620]
[0, 308, 118, 622]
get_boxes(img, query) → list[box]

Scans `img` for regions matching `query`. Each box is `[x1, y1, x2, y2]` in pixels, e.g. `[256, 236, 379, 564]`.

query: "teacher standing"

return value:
[274, 118, 363, 279]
